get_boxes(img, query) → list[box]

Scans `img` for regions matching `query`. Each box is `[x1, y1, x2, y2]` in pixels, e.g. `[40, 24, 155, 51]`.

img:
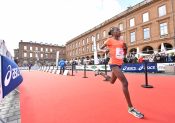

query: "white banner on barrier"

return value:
[157, 63, 175, 71]
[63, 70, 69, 75]
[0, 56, 3, 101]
[76, 65, 111, 71]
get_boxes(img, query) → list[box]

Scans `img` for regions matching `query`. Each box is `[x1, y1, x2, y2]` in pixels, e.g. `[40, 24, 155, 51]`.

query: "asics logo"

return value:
[4, 65, 21, 87]
[138, 65, 144, 71]
[122, 66, 127, 70]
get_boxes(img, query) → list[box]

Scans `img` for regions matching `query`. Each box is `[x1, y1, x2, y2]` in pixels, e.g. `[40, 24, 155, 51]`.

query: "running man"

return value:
[96, 27, 144, 118]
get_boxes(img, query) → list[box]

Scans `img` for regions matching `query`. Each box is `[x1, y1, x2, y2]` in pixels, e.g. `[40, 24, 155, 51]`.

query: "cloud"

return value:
[0, 0, 122, 56]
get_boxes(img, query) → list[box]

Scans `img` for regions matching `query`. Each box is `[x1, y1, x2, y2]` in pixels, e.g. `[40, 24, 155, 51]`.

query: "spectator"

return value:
[138, 56, 144, 63]
[58, 59, 66, 74]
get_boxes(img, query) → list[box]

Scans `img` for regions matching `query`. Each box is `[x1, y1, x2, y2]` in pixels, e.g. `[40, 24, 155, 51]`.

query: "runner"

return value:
[96, 27, 144, 119]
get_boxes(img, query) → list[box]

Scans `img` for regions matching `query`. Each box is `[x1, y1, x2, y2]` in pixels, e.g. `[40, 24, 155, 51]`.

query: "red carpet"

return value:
[20, 71, 175, 123]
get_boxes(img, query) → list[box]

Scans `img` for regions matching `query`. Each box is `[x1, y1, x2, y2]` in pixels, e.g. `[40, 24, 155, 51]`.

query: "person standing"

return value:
[28, 64, 32, 72]
[58, 59, 66, 74]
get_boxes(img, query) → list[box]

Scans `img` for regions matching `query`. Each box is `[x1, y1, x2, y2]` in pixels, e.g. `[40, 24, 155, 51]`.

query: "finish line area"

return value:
[19, 70, 175, 123]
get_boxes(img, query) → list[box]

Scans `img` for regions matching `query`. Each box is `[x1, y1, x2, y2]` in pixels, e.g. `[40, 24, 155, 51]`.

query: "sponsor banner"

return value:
[121, 63, 157, 73]
[0, 56, 3, 101]
[1, 55, 23, 98]
[157, 63, 175, 71]
[76, 65, 111, 71]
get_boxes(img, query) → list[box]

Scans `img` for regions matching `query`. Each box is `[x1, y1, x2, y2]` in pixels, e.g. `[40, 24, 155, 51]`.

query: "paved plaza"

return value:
[0, 90, 20, 123]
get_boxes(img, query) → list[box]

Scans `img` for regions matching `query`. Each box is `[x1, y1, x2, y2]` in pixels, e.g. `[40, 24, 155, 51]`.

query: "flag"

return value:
[56, 51, 59, 67]
[1, 55, 23, 99]
[161, 43, 166, 53]
[93, 37, 99, 65]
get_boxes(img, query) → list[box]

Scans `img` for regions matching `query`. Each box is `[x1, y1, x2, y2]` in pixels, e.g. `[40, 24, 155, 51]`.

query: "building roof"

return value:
[19, 41, 65, 48]
[66, 0, 156, 44]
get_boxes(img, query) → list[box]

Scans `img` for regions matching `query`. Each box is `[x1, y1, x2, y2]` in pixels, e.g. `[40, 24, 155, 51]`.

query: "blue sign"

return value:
[1, 55, 23, 98]
[121, 63, 158, 73]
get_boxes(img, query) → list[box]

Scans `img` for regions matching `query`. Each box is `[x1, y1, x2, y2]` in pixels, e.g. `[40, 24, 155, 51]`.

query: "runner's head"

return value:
[109, 27, 121, 39]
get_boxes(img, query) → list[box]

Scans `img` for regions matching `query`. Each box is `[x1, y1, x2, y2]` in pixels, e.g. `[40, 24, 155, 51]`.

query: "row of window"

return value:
[67, 4, 167, 50]
[23, 52, 56, 58]
[120, 5, 166, 29]
[23, 46, 53, 52]
[130, 22, 168, 43]
[68, 21, 168, 56]
[68, 43, 102, 56]
[23, 46, 66, 54]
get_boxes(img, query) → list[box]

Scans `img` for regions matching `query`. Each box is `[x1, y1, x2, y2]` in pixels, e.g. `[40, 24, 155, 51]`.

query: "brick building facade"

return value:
[66, 0, 175, 60]
[14, 40, 66, 66]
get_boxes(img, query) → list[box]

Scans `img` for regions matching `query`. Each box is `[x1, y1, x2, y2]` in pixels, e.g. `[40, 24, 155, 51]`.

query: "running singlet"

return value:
[104, 38, 125, 65]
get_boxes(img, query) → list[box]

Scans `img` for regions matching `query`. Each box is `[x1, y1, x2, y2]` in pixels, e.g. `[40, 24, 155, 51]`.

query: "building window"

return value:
[45, 54, 48, 58]
[92, 45, 94, 51]
[82, 47, 84, 52]
[103, 30, 106, 37]
[41, 54, 43, 58]
[77, 42, 80, 47]
[82, 40, 85, 45]
[45, 48, 48, 52]
[143, 28, 150, 40]
[96, 33, 100, 40]
[30, 46, 32, 51]
[86, 37, 89, 44]
[91, 36, 95, 42]
[160, 23, 168, 36]
[41, 48, 43, 51]
[35, 47, 38, 51]
[24, 52, 27, 57]
[24, 46, 27, 50]
[97, 43, 100, 50]
[130, 18, 135, 27]
[50, 48, 52, 52]
[130, 32, 136, 43]
[30, 53, 33, 58]
[143, 12, 149, 22]
[158, 5, 166, 17]
[35, 53, 38, 58]
[119, 23, 124, 31]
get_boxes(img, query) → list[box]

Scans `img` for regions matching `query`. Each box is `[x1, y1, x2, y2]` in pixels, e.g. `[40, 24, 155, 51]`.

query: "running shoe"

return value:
[105, 75, 111, 81]
[128, 107, 144, 119]
[94, 69, 100, 76]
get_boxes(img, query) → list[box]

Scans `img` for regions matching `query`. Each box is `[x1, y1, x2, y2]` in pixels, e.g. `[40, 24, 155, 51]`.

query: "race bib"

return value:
[116, 48, 124, 59]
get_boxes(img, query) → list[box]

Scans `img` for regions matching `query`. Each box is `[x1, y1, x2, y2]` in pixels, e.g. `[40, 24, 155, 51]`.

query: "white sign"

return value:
[157, 63, 175, 71]
[63, 70, 69, 75]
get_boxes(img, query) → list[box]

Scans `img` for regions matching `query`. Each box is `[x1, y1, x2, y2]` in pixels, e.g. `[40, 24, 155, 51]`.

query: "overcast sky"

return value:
[0, 0, 143, 56]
